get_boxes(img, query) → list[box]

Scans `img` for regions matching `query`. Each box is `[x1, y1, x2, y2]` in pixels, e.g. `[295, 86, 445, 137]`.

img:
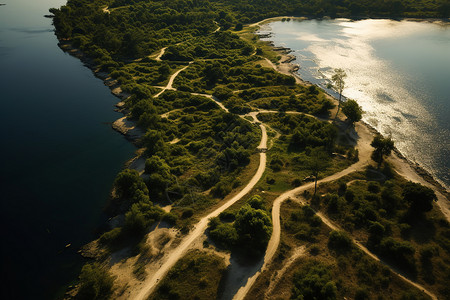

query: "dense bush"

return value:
[291, 260, 337, 300]
[207, 195, 272, 256]
[78, 263, 115, 300]
[114, 169, 149, 205]
[402, 181, 437, 217]
[378, 237, 417, 275]
[328, 230, 353, 253]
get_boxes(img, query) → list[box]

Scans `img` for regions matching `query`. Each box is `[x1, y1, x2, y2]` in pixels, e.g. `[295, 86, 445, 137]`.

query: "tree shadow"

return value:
[217, 251, 265, 300]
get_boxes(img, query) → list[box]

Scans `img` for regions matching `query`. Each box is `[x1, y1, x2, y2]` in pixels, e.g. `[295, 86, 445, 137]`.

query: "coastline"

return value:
[254, 21, 449, 198]
[58, 41, 143, 146]
[55, 16, 449, 298]
[58, 20, 449, 219]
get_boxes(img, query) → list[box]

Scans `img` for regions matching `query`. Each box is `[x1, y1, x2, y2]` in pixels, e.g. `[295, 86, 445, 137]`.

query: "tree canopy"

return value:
[331, 68, 347, 120]
[342, 99, 362, 125]
[403, 181, 437, 215]
[291, 260, 337, 300]
[370, 134, 395, 168]
[78, 263, 115, 300]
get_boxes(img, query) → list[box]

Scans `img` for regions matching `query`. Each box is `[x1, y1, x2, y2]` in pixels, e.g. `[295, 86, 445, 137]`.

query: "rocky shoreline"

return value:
[58, 41, 144, 144]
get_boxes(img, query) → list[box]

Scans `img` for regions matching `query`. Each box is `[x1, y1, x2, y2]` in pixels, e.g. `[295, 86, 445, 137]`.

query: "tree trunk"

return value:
[314, 176, 318, 196]
[334, 92, 342, 121]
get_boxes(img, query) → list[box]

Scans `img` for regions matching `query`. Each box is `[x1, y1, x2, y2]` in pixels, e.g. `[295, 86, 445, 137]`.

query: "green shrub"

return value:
[78, 263, 115, 300]
[99, 227, 123, 246]
[291, 260, 337, 300]
[328, 230, 353, 253]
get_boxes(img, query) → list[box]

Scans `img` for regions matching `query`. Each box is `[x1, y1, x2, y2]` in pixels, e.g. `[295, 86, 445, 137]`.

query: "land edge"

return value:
[253, 20, 449, 198]
[55, 16, 449, 298]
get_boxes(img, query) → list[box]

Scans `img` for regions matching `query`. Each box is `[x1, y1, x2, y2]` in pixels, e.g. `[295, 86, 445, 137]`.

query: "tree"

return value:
[331, 68, 347, 121]
[402, 182, 437, 216]
[342, 99, 362, 126]
[307, 149, 330, 197]
[78, 263, 115, 300]
[291, 260, 337, 300]
[370, 134, 394, 168]
[114, 169, 148, 201]
[234, 204, 272, 256]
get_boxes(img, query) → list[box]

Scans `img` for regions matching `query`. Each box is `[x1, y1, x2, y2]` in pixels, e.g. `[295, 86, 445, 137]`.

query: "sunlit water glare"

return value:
[260, 19, 450, 189]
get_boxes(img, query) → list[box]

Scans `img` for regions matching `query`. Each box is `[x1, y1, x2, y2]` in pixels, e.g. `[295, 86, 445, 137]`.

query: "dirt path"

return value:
[153, 47, 167, 61]
[311, 204, 437, 300]
[232, 123, 371, 300]
[191, 93, 229, 112]
[132, 115, 267, 300]
[234, 123, 438, 300]
[264, 246, 306, 300]
[153, 63, 191, 98]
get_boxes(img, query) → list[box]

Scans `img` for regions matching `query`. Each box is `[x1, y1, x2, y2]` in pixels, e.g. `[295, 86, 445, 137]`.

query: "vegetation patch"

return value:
[150, 250, 226, 300]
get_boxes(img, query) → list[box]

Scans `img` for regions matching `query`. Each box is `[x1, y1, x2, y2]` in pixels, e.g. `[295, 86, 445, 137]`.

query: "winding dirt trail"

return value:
[132, 114, 267, 300]
[154, 47, 167, 61]
[191, 93, 229, 113]
[234, 122, 438, 300]
[153, 63, 191, 98]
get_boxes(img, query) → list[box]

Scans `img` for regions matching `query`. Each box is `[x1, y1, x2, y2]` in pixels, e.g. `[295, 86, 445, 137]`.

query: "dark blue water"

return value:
[0, 1, 135, 298]
[261, 19, 450, 189]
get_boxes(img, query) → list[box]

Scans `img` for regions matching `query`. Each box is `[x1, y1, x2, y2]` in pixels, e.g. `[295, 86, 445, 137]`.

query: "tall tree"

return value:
[370, 134, 394, 168]
[331, 68, 347, 121]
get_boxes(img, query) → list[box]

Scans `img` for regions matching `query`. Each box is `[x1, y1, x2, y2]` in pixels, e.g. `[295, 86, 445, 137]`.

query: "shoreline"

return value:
[58, 21, 449, 208]
[55, 14, 450, 299]
[253, 20, 449, 200]
[58, 41, 143, 144]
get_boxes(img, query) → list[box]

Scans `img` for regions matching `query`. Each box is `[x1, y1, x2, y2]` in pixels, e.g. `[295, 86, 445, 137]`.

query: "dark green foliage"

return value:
[209, 223, 238, 248]
[208, 195, 272, 256]
[291, 260, 337, 300]
[378, 237, 417, 275]
[371, 134, 394, 168]
[308, 148, 331, 196]
[114, 169, 149, 204]
[78, 263, 115, 300]
[354, 288, 370, 300]
[342, 99, 362, 125]
[285, 206, 322, 242]
[99, 227, 123, 247]
[328, 230, 353, 253]
[367, 181, 380, 193]
[150, 250, 226, 300]
[124, 201, 164, 235]
[162, 213, 178, 226]
[234, 204, 272, 256]
[402, 181, 437, 216]
[367, 221, 385, 247]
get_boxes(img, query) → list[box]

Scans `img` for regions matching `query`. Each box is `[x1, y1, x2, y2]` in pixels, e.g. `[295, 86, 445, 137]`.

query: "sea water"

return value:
[260, 19, 450, 189]
[0, 1, 135, 298]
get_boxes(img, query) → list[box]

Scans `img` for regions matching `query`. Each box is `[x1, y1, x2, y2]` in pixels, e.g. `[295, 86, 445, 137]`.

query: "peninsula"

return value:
[51, 1, 450, 299]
